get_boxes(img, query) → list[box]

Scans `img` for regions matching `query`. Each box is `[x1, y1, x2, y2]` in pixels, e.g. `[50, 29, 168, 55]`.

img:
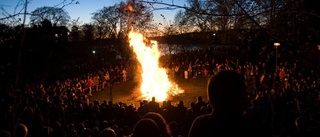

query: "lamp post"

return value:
[274, 42, 280, 72]
[273, 42, 280, 88]
[213, 33, 216, 44]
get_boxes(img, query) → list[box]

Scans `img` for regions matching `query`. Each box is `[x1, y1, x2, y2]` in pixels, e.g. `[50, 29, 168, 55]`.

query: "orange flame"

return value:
[128, 30, 184, 101]
[127, 5, 133, 12]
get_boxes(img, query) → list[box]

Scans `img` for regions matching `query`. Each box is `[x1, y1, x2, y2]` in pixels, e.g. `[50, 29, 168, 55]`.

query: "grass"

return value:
[88, 76, 209, 108]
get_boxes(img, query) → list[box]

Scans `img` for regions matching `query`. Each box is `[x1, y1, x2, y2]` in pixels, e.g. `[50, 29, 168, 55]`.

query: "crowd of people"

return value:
[0, 44, 320, 137]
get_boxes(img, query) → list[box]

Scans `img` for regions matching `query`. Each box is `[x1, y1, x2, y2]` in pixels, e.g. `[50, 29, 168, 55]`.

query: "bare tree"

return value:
[0, 0, 78, 26]
[119, 0, 154, 35]
[29, 6, 70, 26]
[92, 4, 120, 39]
[69, 25, 82, 42]
[81, 23, 95, 41]
[172, 10, 191, 34]
[91, 0, 154, 38]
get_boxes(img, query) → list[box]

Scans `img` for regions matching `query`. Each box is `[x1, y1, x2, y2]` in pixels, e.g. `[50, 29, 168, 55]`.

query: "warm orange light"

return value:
[127, 5, 133, 12]
[274, 42, 280, 47]
[128, 30, 184, 101]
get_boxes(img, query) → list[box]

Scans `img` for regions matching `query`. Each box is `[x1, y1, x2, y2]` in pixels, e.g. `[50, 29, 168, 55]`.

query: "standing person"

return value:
[131, 118, 161, 137]
[188, 62, 193, 79]
[99, 70, 106, 90]
[181, 62, 189, 79]
[122, 68, 127, 82]
[104, 70, 110, 88]
[143, 112, 172, 137]
[93, 74, 100, 92]
[148, 97, 160, 113]
[86, 76, 93, 96]
[194, 96, 206, 117]
[188, 70, 269, 137]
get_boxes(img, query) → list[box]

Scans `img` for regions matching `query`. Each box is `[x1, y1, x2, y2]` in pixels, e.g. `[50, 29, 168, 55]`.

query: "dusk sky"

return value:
[0, 0, 186, 25]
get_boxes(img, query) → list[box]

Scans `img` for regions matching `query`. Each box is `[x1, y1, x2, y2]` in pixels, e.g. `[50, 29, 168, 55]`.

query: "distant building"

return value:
[26, 19, 69, 48]
[21, 19, 70, 79]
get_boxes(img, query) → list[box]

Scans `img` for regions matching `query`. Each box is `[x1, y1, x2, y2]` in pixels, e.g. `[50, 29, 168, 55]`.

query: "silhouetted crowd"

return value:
[0, 46, 319, 137]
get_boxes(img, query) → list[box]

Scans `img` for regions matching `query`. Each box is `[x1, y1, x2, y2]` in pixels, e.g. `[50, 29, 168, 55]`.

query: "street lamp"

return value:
[274, 42, 280, 71]
[273, 42, 280, 87]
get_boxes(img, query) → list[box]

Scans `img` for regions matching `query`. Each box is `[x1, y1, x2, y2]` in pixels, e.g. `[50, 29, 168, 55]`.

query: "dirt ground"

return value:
[89, 77, 209, 108]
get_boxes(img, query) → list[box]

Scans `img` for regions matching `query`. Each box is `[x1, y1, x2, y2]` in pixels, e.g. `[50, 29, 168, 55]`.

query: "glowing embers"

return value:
[128, 30, 183, 101]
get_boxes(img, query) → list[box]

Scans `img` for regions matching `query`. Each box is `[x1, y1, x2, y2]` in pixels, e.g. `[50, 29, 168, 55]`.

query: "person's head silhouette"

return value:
[188, 70, 251, 137]
[207, 70, 247, 116]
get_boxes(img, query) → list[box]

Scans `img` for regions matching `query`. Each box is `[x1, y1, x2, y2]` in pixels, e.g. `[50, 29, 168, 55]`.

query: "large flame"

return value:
[127, 5, 134, 12]
[128, 30, 184, 101]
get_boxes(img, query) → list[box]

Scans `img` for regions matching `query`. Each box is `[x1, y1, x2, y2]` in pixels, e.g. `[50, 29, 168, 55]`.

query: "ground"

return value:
[88, 77, 209, 108]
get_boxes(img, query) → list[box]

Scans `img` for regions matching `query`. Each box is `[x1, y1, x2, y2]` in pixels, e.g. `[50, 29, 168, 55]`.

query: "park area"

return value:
[89, 77, 208, 108]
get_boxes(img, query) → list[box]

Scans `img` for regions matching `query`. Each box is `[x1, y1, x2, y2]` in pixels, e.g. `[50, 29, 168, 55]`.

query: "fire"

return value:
[127, 5, 133, 12]
[128, 30, 184, 101]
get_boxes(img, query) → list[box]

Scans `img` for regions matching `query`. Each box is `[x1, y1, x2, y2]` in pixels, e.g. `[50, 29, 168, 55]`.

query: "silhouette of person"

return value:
[131, 118, 161, 137]
[99, 127, 116, 137]
[148, 96, 160, 113]
[188, 70, 264, 137]
[143, 112, 172, 137]
[15, 123, 28, 137]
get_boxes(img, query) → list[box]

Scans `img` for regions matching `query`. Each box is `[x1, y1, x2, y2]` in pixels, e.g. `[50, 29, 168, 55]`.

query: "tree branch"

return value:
[139, 0, 247, 16]
[0, 0, 78, 23]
